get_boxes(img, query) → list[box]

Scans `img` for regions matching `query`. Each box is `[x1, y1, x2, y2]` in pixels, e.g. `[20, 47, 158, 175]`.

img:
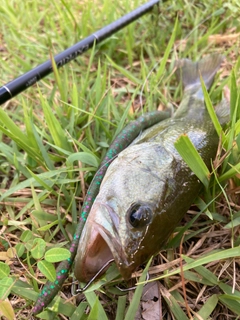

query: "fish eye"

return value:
[128, 203, 153, 228]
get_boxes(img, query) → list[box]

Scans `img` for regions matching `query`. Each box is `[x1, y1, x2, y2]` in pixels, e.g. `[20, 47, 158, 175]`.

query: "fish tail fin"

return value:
[175, 54, 224, 93]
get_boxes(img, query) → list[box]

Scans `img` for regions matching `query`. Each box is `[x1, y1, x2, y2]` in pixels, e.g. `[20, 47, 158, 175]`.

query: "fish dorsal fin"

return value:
[175, 54, 224, 93]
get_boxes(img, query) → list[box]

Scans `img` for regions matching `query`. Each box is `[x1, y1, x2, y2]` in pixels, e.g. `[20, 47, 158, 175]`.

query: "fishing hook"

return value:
[71, 259, 150, 295]
[115, 271, 150, 292]
[71, 259, 115, 295]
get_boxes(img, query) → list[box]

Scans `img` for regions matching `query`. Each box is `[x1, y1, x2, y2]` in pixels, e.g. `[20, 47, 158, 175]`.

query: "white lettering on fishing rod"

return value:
[26, 76, 38, 87]
[56, 44, 90, 68]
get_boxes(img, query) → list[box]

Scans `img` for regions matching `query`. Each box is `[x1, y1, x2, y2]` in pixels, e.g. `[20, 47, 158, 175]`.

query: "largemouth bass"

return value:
[74, 54, 229, 282]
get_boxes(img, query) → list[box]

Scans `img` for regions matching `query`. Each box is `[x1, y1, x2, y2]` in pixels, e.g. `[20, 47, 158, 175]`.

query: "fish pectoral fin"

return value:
[175, 54, 224, 93]
[215, 97, 230, 125]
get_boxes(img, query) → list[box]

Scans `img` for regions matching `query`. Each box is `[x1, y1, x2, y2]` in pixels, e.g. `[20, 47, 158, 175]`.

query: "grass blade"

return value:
[115, 295, 127, 320]
[160, 285, 189, 320]
[194, 294, 218, 319]
[106, 56, 142, 85]
[85, 291, 108, 320]
[140, 247, 240, 283]
[156, 16, 178, 79]
[124, 258, 152, 320]
[200, 75, 226, 140]
[39, 89, 72, 153]
[174, 134, 210, 188]
[219, 295, 240, 315]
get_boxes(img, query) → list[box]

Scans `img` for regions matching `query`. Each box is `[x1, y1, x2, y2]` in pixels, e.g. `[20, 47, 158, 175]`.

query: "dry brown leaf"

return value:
[208, 33, 240, 44]
[0, 252, 10, 262]
[134, 282, 161, 320]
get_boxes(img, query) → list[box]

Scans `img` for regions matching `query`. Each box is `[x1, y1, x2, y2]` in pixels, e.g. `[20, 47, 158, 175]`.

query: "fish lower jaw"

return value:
[74, 225, 136, 283]
[74, 228, 114, 283]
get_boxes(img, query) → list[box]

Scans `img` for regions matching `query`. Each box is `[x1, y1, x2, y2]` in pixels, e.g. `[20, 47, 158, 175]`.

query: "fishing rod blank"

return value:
[0, 0, 163, 105]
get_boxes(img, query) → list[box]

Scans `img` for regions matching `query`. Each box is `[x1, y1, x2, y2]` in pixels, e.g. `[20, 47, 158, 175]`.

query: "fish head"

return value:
[74, 143, 183, 282]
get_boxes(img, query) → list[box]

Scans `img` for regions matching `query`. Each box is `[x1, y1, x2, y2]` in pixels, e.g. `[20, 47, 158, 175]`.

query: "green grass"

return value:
[0, 0, 240, 319]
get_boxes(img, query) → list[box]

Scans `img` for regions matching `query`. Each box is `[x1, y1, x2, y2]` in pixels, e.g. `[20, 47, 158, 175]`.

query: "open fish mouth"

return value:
[74, 203, 134, 283]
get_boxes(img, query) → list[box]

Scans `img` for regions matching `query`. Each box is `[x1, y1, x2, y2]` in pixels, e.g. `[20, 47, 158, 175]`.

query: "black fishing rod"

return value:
[0, 0, 165, 105]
